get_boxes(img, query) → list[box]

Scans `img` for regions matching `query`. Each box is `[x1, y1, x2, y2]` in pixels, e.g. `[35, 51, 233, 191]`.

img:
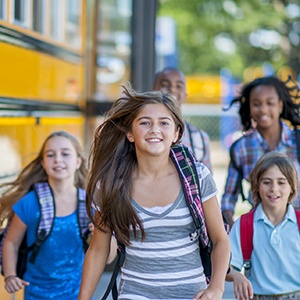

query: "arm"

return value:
[226, 267, 253, 300]
[194, 196, 231, 300]
[3, 214, 30, 293]
[221, 154, 243, 228]
[78, 213, 113, 300]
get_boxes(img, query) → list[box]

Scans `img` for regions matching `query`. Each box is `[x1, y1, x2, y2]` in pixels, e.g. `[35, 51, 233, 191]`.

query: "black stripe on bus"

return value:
[0, 25, 82, 64]
[0, 97, 81, 112]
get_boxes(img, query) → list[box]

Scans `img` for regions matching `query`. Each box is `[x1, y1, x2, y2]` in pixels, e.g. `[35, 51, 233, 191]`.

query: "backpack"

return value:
[101, 144, 230, 300]
[0, 182, 90, 278]
[185, 121, 206, 163]
[240, 208, 300, 278]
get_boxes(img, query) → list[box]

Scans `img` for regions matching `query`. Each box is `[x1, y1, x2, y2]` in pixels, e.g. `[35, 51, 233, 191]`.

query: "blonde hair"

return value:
[0, 131, 87, 223]
[249, 151, 298, 207]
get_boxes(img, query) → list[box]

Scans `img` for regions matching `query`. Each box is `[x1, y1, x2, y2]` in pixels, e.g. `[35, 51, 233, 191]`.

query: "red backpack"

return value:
[240, 208, 300, 277]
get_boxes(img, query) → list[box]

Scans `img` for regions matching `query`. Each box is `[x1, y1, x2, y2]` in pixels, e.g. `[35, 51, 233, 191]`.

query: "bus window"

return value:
[66, 0, 81, 48]
[33, 0, 46, 34]
[50, 0, 64, 42]
[0, 0, 7, 20]
[12, 0, 31, 28]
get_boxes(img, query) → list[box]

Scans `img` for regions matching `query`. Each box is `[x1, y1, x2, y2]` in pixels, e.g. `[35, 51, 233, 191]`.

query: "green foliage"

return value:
[157, 0, 300, 78]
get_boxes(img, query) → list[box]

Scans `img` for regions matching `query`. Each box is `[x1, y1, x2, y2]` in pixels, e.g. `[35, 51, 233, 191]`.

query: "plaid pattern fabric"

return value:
[33, 183, 55, 238]
[221, 121, 300, 212]
[77, 188, 90, 240]
[170, 144, 209, 247]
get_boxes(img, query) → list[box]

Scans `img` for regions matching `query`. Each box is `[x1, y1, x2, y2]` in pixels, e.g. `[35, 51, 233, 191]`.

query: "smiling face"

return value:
[126, 103, 179, 157]
[258, 165, 291, 212]
[41, 136, 82, 184]
[153, 70, 187, 106]
[249, 85, 283, 131]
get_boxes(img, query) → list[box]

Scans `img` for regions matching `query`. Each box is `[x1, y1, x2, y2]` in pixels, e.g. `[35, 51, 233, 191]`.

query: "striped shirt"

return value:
[221, 121, 300, 212]
[118, 163, 217, 300]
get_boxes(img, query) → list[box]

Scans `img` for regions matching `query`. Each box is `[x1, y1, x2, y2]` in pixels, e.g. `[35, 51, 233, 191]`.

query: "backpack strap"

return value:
[294, 128, 300, 163]
[169, 144, 209, 248]
[101, 242, 125, 300]
[77, 188, 90, 251]
[229, 140, 247, 202]
[30, 182, 56, 263]
[186, 122, 206, 162]
[295, 210, 300, 231]
[240, 209, 255, 278]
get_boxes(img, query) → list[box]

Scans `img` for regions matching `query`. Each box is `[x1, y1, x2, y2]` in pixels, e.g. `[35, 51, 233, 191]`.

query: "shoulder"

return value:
[185, 121, 208, 137]
[13, 190, 38, 208]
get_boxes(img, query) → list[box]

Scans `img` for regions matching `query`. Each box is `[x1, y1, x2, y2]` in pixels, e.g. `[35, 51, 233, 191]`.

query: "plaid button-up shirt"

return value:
[221, 121, 300, 212]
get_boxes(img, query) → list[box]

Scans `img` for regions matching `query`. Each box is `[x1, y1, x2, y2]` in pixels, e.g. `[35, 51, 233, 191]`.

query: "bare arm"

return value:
[226, 267, 253, 300]
[78, 214, 113, 300]
[3, 214, 30, 293]
[194, 196, 231, 300]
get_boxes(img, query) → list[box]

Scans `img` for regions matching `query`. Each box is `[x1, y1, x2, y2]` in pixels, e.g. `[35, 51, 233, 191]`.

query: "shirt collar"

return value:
[254, 121, 293, 150]
[255, 203, 297, 224]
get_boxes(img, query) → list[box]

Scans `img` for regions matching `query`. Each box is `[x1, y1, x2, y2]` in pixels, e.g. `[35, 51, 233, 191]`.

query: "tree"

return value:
[157, 0, 300, 79]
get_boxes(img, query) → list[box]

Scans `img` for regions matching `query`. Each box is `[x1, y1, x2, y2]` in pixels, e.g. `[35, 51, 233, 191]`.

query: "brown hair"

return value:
[0, 131, 87, 223]
[86, 86, 184, 246]
[249, 151, 298, 207]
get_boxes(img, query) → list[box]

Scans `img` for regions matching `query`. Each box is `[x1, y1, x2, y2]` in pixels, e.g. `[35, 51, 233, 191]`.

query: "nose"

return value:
[54, 153, 63, 162]
[150, 124, 160, 134]
[270, 182, 278, 192]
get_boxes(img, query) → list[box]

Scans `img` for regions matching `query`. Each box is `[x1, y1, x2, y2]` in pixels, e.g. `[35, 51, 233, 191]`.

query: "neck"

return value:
[134, 153, 173, 180]
[48, 178, 76, 194]
[258, 122, 282, 150]
[261, 203, 288, 227]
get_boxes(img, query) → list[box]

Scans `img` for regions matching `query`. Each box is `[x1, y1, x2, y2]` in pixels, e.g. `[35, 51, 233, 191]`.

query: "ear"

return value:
[173, 128, 180, 143]
[279, 100, 283, 114]
[126, 132, 134, 143]
[76, 156, 82, 170]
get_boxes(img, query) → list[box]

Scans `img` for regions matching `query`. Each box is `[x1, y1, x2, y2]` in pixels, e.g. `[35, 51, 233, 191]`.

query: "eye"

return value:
[161, 121, 169, 126]
[140, 121, 150, 126]
[62, 152, 70, 157]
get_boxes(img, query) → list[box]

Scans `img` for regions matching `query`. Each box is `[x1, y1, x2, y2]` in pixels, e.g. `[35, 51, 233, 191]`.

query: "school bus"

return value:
[0, 0, 158, 298]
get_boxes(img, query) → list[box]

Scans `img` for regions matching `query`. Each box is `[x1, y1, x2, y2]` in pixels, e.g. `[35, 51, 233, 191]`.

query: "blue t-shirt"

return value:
[13, 190, 85, 300]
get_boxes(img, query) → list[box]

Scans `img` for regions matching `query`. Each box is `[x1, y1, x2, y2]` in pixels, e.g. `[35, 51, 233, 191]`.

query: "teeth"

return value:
[147, 138, 161, 142]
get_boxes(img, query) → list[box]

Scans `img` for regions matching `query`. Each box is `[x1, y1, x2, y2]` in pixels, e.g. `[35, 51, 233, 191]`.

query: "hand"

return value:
[193, 286, 223, 300]
[232, 272, 253, 300]
[5, 275, 29, 293]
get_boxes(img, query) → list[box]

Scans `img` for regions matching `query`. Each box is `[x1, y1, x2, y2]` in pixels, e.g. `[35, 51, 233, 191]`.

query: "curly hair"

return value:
[224, 76, 300, 131]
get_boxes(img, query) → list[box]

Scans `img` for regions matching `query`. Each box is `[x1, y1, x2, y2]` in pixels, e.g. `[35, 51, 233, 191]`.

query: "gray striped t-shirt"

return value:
[118, 163, 217, 299]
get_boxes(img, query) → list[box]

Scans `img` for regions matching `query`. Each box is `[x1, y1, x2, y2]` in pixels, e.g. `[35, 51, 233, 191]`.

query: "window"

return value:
[33, 0, 46, 34]
[65, 0, 81, 48]
[50, 0, 64, 41]
[0, 0, 7, 20]
[12, 0, 31, 28]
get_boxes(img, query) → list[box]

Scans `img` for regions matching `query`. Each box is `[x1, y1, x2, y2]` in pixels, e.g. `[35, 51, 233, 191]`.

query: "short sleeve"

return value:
[229, 218, 244, 271]
[196, 162, 218, 203]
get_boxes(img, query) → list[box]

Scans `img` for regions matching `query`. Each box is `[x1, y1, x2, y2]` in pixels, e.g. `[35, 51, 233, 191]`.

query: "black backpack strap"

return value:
[229, 140, 247, 202]
[295, 128, 300, 163]
[77, 188, 90, 251]
[30, 182, 55, 263]
[101, 242, 125, 300]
